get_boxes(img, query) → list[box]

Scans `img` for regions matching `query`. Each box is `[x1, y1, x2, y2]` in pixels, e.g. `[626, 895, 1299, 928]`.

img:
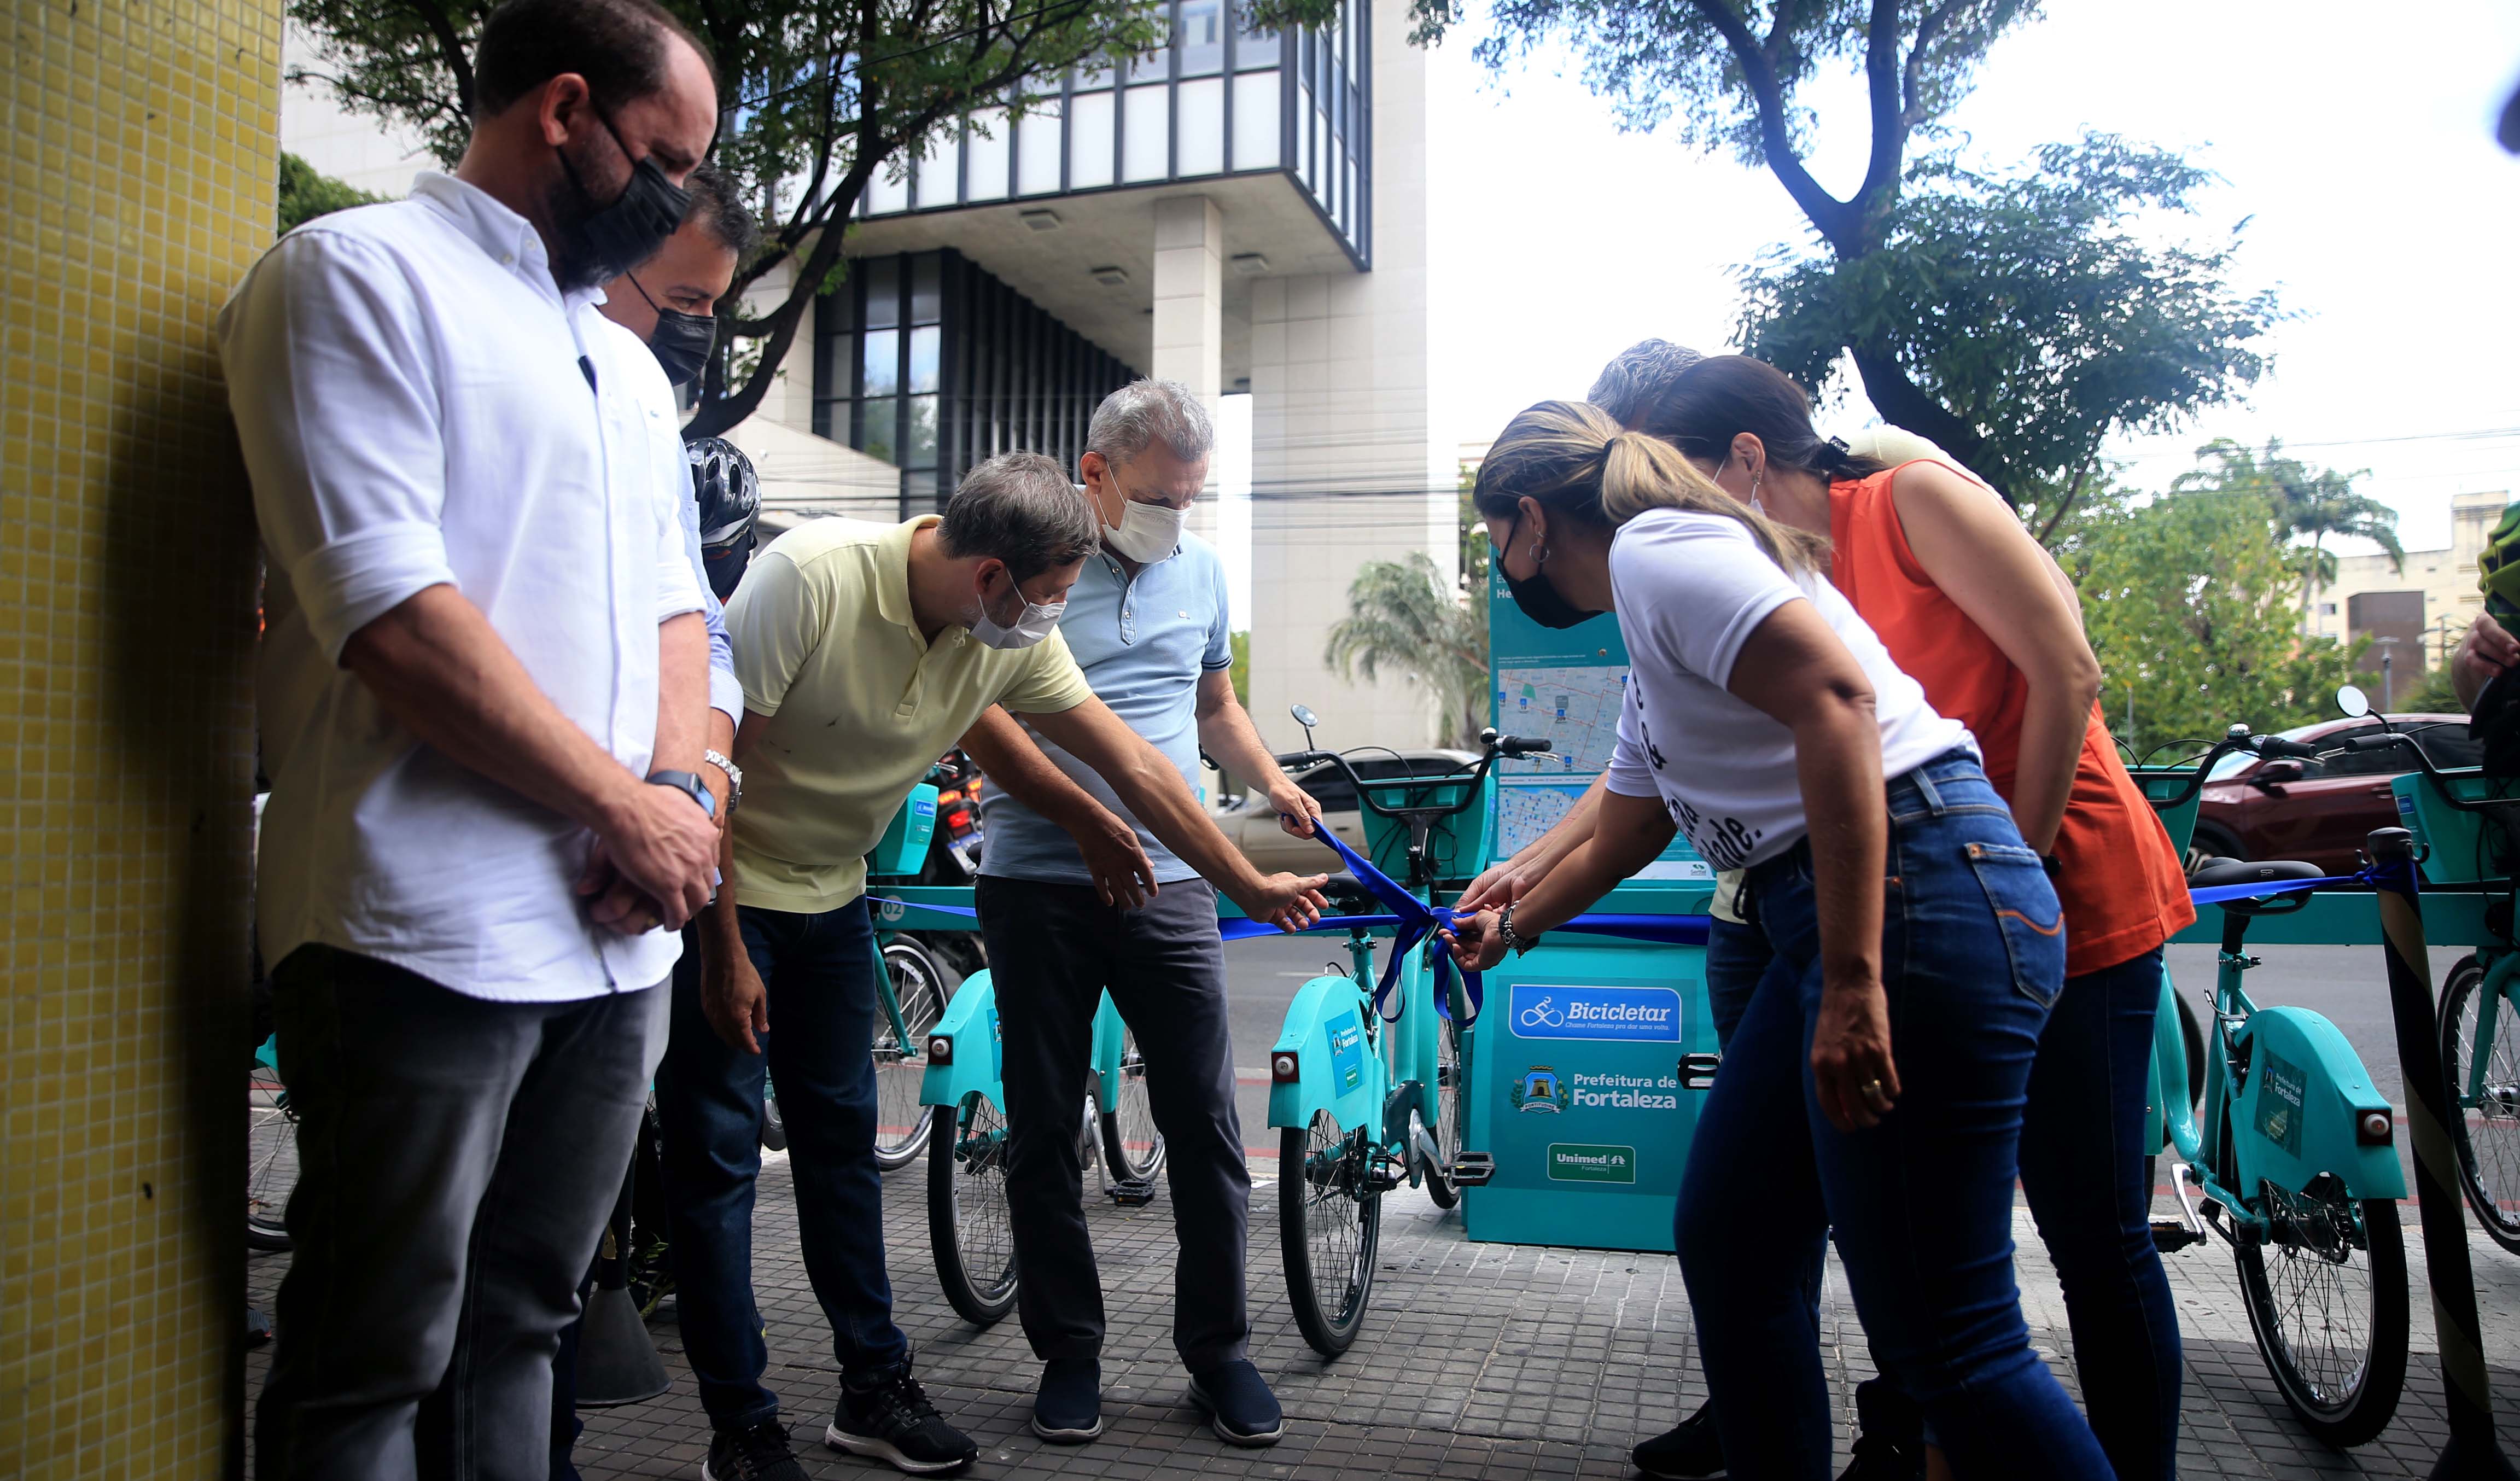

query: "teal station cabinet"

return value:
[1460, 561, 1716, 1254]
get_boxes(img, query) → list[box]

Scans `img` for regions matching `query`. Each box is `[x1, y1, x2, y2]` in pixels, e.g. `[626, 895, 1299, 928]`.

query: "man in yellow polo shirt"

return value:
[654, 451, 1327, 1480]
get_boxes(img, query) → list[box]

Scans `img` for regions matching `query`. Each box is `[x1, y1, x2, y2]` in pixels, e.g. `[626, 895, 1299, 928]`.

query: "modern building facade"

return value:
[281, 0, 1447, 752]
[2303, 489, 2511, 672]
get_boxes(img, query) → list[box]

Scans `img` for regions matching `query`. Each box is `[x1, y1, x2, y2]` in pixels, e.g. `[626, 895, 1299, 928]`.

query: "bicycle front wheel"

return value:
[2235, 1173, 2408, 1447]
[873, 939, 953, 1171]
[2442, 954, 2520, 1255]
[928, 1094, 1018, 1325]
[246, 1057, 296, 1252]
[1280, 1110, 1380, 1357]
[1098, 1022, 1166, 1184]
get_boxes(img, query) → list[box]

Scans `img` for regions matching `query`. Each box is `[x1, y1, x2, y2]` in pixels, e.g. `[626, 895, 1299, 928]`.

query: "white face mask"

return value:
[970, 572, 1066, 650]
[1102, 497, 1190, 564]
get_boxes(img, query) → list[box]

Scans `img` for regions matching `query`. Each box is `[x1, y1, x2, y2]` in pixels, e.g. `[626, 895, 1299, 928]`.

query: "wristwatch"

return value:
[702, 748, 743, 813]
[648, 768, 717, 819]
[1498, 901, 1542, 957]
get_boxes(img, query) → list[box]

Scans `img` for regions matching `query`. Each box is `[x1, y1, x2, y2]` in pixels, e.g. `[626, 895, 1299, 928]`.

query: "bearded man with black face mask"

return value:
[219, 0, 722, 1474]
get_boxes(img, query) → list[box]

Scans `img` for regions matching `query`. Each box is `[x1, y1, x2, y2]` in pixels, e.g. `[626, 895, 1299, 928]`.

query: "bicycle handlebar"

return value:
[1287, 728, 1554, 823]
[2145, 727, 2301, 814]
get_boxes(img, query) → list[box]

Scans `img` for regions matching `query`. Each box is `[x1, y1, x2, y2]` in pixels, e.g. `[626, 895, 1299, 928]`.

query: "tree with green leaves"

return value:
[2075, 483, 2365, 759]
[278, 151, 384, 233]
[2172, 439, 2401, 628]
[1325, 551, 1490, 748]
[1415, 0, 2280, 511]
[284, 0, 1327, 438]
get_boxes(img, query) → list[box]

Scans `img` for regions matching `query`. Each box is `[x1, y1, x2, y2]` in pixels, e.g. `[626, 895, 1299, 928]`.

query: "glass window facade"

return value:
[816, 250, 1135, 517]
[859, 0, 1370, 267]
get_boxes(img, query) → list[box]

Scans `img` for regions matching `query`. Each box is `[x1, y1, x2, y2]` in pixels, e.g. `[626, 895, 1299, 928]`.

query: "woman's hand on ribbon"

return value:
[1442, 907, 1507, 972]
[1810, 973, 1899, 1133]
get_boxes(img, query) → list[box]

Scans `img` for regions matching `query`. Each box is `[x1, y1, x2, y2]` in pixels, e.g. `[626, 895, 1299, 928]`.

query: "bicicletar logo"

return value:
[1508, 984, 1682, 1043]
[1510, 1066, 1572, 1115]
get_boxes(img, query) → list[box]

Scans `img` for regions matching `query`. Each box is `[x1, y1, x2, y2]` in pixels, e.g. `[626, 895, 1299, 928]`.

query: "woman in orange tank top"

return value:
[1635, 356, 2192, 1481]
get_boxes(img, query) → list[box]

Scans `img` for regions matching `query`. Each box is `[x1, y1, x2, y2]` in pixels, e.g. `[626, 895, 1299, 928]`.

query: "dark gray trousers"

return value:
[256, 944, 668, 1481]
[975, 876, 1251, 1372]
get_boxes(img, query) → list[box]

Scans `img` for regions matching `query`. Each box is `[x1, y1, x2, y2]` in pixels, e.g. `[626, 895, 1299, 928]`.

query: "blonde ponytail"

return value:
[1473, 402, 1829, 576]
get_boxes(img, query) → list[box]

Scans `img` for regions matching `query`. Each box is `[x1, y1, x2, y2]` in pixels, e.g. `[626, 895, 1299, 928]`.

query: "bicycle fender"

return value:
[2230, 1005, 2406, 1203]
[1267, 975, 1384, 1135]
[919, 970, 1005, 1110]
[2150, 971, 2201, 1162]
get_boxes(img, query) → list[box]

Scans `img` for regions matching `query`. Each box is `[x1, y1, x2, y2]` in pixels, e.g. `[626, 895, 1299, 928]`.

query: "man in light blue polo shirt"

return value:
[960, 380, 1323, 1451]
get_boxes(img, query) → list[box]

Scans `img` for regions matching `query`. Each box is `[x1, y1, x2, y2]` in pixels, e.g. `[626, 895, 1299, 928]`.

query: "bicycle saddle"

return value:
[2189, 856, 2324, 915]
[1317, 871, 1380, 913]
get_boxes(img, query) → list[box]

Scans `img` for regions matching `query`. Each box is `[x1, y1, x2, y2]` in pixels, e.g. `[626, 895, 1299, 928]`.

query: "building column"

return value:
[1150, 194, 1225, 543]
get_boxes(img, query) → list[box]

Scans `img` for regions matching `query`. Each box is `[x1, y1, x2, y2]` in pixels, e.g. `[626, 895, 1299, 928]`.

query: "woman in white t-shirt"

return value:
[1447, 402, 2109, 1481]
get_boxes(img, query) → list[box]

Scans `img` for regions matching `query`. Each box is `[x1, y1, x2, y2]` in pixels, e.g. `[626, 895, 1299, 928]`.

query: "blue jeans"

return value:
[1675, 752, 2111, 1480]
[654, 901, 909, 1430]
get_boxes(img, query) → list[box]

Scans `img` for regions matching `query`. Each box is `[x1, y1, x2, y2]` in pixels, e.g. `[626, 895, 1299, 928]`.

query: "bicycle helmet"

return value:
[686, 436, 761, 600]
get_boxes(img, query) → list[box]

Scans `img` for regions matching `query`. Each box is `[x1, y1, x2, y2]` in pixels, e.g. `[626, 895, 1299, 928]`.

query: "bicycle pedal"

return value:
[1106, 1177, 1158, 1207]
[2148, 1218, 2206, 1252]
[1447, 1152, 1496, 1187]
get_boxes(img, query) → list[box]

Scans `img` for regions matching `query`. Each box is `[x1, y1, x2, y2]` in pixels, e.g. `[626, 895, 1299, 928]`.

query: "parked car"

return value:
[1209, 748, 1480, 875]
[2192, 712, 2480, 874]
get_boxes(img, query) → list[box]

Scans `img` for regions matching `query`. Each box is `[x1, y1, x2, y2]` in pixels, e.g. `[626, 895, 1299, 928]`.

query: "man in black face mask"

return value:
[596, 161, 752, 393]
[220, 0, 725, 1475]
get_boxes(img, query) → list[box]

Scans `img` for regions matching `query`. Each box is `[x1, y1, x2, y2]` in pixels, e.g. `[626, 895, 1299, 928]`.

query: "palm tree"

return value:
[2175, 439, 2401, 628]
[1323, 551, 1489, 748]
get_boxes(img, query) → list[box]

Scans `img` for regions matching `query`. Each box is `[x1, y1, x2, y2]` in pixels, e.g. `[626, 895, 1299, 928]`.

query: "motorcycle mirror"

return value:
[2336, 684, 2371, 719]
[1290, 703, 1320, 748]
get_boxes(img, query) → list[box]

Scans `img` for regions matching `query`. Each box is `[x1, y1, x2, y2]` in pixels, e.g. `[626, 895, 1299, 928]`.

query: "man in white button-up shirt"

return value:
[219, 1, 721, 1473]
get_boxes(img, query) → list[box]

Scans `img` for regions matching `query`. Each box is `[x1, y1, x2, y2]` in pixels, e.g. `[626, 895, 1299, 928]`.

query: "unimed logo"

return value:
[1547, 1143, 1636, 1184]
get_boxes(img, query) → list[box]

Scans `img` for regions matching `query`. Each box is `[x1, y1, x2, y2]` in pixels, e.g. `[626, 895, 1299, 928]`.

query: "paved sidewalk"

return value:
[244, 1148, 2520, 1479]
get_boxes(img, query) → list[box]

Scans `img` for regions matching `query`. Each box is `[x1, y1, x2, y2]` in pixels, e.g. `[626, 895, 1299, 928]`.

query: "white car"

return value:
[1208, 748, 1481, 875]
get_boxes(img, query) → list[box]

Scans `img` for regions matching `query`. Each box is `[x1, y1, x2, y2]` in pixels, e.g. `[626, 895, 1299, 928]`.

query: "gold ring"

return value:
[1860, 1078, 1888, 1102]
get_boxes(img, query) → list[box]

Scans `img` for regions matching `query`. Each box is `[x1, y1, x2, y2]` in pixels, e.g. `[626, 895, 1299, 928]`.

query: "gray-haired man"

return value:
[658, 451, 1326, 1480]
[958, 381, 1324, 1449]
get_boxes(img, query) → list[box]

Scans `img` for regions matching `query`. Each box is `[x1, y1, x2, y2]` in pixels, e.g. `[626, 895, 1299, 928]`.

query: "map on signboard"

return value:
[1497, 780, 1714, 879]
[1495, 780, 1591, 856]
[1494, 666, 1629, 777]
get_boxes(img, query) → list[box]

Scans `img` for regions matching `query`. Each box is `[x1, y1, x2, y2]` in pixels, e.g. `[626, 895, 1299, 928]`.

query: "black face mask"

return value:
[553, 110, 692, 290]
[1500, 512, 1600, 629]
[626, 272, 717, 388]
[702, 537, 752, 603]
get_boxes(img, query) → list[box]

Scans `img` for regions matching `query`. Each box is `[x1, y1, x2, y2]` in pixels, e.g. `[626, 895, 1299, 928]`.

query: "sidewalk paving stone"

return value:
[246, 1146, 2520, 1477]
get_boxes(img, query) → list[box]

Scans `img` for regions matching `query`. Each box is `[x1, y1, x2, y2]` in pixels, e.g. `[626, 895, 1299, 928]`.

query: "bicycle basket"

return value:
[2132, 766, 2203, 858]
[2393, 768, 2520, 884]
[1356, 771, 1495, 887]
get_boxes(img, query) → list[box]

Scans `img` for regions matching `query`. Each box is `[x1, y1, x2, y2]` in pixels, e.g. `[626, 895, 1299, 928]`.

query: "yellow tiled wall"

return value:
[3, 1, 280, 1474]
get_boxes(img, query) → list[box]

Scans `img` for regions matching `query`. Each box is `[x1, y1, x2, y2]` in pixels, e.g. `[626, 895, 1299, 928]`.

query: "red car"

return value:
[2191, 712, 2479, 874]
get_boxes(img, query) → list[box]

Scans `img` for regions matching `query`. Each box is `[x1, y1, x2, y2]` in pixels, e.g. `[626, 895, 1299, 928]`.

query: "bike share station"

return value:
[1455, 569, 1718, 1255]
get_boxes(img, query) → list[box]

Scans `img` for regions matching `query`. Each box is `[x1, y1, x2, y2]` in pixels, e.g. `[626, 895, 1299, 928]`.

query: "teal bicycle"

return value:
[247, 1034, 294, 1251]
[2145, 722, 2411, 1446]
[1265, 718, 1550, 1355]
[918, 974, 1161, 1325]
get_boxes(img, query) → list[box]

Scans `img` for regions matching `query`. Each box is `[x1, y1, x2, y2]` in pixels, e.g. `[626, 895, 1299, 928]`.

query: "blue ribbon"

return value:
[2185, 870, 2371, 906]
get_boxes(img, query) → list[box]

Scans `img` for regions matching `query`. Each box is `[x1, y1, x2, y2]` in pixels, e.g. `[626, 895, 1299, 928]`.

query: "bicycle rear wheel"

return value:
[928, 1094, 1018, 1325]
[1280, 1110, 1380, 1357]
[2235, 1172, 2408, 1447]
[2441, 955, 2520, 1255]
[1425, 995, 1466, 1210]
[247, 1056, 296, 1252]
[1098, 1022, 1166, 1184]
[873, 938, 953, 1171]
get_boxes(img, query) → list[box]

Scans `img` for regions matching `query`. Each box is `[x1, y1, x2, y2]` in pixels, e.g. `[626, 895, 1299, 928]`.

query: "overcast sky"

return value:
[1420, 0, 2520, 555]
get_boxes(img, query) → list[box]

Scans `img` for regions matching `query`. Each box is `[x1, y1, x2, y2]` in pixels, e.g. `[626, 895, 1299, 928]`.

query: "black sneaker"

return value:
[1031, 1357, 1104, 1443]
[1633, 1400, 1725, 1479]
[1835, 1432, 1922, 1481]
[1187, 1360, 1284, 1447]
[826, 1369, 979, 1475]
[702, 1419, 809, 1481]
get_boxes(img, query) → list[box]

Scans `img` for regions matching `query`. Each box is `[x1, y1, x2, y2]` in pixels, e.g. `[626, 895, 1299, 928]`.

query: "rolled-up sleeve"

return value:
[651, 454, 707, 628]
[219, 230, 456, 662]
